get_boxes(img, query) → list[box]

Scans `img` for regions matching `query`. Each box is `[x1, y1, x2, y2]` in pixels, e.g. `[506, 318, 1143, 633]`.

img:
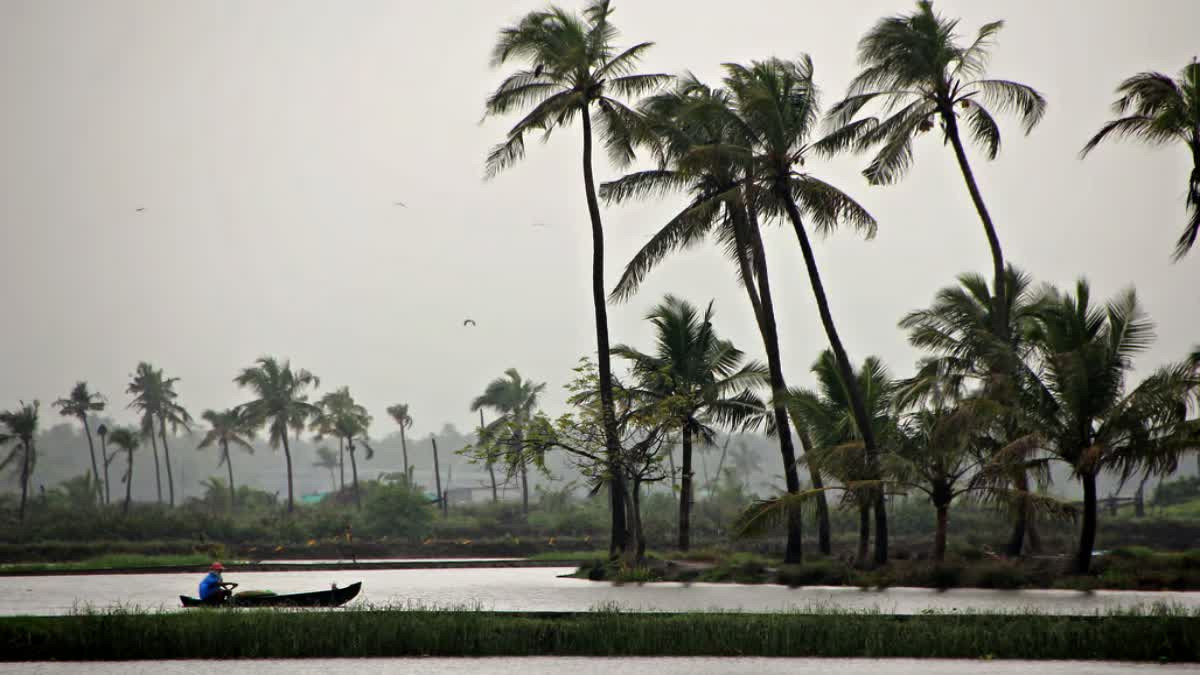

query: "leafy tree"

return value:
[0, 401, 40, 523]
[471, 369, 547, 513]
[234, 356, 321, 513]
[612, 295, 765, 551]
[1082, 58, 1200, 260]
[52, 382, 106, 504]
[48, 473, 103, 513]
[483, 0, 669, 556]
[105, 426, 140, 514]
[824, 0, 1044, 340]
[127, 363, 192, 506]
[386, 403, 414, 487]
[197, 407, 256, 511]
[313, 387, 374, 510]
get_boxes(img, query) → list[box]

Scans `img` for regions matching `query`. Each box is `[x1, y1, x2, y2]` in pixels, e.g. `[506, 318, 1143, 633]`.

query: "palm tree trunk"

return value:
[797, 429, 832, 556]
[149, 432, 162, 504]
[740, 204, 804, 565]
[100, 436, 111, 505]
[943, 113, 1008, 341]
[481, 410, 498, 503]
[779, 192, 887, 565]
[857, 502, 870, 568]
[349, 440, 361, 511]
[224, 441, 236, 512]
[158, 417, 175, 507]
[934, 503, 950, 563]
[679, 426, 693, 552]
[581, 104, 628, 557]
[1135, 469, 1150, 518]
[1005, 471, 1029, 557]
[1075, 469, 1099, 574]
[124, 451, 133, 514]
[18, 442, 30, 523]
[80, 415, 101, 505]
[400, 426, 410, 488]
[338, 437, 345, 492]
[632, 476, 646, 563]
[281, 431, 296, 513]
[431, 436, 444, 517]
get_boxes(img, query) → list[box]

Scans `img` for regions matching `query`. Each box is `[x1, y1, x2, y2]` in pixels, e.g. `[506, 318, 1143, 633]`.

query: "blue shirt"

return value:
[199, 572, 223, 600]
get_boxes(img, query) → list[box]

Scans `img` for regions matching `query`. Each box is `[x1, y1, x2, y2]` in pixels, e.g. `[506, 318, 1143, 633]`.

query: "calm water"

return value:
[2, 567, 1199, 616]
[3, 658, 1193, 674]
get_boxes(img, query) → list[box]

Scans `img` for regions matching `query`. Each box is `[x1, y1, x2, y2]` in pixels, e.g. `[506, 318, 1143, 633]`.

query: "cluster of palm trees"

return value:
[483, 0, 1200, 567]
[2, 356, 419, 521]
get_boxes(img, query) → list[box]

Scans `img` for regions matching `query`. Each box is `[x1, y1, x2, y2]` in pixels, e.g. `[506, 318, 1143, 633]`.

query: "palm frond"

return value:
[971, 79, 1045, 134]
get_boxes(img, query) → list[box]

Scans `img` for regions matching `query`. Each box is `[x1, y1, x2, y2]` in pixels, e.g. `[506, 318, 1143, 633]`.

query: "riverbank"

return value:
[2, 608, 1196, 661]
[0, 554, 578, 576]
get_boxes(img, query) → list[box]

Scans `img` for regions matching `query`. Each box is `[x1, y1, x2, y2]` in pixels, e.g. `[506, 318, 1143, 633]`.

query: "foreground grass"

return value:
[1, 607, 1196, 661]
[0, 553, 217, 574]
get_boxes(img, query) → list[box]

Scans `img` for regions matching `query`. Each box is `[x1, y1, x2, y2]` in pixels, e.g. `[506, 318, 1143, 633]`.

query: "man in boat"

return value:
[198, 562, 238, 603]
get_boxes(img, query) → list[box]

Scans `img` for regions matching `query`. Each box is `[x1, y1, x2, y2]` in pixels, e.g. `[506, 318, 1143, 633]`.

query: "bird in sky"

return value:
[135, 207, 145, 212]
[463, 319, 477, 327]
[393, 201, 407, 208]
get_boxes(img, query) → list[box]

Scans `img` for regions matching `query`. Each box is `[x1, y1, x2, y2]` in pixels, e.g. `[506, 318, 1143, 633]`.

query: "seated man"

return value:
[198, 562, 237, 603]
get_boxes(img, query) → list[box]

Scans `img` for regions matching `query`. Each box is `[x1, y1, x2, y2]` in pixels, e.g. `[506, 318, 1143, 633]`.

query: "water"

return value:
[2, 567, 1199, 616]
[3, 658, 1193, 674]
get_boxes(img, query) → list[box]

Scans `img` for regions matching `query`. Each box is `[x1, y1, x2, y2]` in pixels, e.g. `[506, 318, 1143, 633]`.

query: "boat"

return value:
[180, 581, 362, 608]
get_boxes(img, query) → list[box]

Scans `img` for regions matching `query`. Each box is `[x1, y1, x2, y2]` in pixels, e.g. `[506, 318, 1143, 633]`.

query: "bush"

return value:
[362, 483, 434, 539]
[775, 560, 854, 587]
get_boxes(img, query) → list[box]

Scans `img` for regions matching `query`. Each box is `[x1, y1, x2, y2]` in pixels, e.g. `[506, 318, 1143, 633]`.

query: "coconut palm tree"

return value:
[197, 408, 256, 511]
[0, 401, 40, 523]
[722, 56, 887, 562]
[611, 295, 765, 551]
[313, 387, 373, 510]
[313, 446, 339, 493]
[1019, 281, 1199, 573]
[602, 76, 815, 563]
[97, 423, 112, 504]
[471, 369, 547, 513]
[386, 403, 414, 487]
[234, 356, 321, 513]
[824, 0, 1044, 339]
[127, 363, 192, 507]
[483, 0, 669, 556]
[52, 382, 106, 504]
[1081, 58, 1200, 260]
[105, 426, 140, 514]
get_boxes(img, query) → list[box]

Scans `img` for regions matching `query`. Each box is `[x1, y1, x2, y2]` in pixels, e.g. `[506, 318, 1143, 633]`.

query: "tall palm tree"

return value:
[1019, 281, 1198, 573]
[127, 365, 162, 503]
[824, 0, 1045, 339]
[313, 446, 339, 493]
[612, 295, 765, 551]
[483, 0, 669, 556]
[602, 76, 813, 563]
[0, 401, 40, 523]
[313, 387, 373, 510]
[197, 408, 256, 511]
[234, 357, 321, 513]
[471, 369, 547, 513]
[105, 426, 140, 515]
[1081, 58, 1200, 260]
[127, 363, 192, 506]
[52, 382, 106, 504]
[386, 403, 414, 487]
[723, 56, 888, 563]
[97, 423, 112, 504]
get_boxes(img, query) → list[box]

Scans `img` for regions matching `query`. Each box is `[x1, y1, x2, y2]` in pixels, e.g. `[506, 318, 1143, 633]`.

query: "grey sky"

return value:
[1, 0, 1198, 440]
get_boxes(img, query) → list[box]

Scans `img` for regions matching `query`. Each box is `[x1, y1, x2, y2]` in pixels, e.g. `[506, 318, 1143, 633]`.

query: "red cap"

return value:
[209, 562, 225, 571]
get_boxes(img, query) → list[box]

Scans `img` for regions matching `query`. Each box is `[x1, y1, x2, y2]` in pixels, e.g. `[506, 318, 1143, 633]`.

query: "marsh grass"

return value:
[0, 553, 217, 574]
[0, 606, 1196, 661]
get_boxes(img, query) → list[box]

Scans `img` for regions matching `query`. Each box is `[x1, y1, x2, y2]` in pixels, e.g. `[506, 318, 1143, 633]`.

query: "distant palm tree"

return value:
[612, 295, 765, 551]
[313, 387, 373, 510]
[97, 423, 112, 504]
[386, 403, 414, 487]
[235, 357, 321, 513]
[0, 401, 40, 523]
[313, 446, 339, 493]
[471, 369, 546, 513]
[127, 363, 192, 506]
[824, 0, 1045, 339]
[197, 408, 256, 511]
[105, 426, 140, 514]
[52, 382, 106, 504]
[483, 0, 669, 556]
[1081, 58, 1200, 260]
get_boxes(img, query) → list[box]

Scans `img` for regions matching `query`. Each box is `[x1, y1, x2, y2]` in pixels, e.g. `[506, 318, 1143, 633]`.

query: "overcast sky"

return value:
[1, 0, 1197, 439]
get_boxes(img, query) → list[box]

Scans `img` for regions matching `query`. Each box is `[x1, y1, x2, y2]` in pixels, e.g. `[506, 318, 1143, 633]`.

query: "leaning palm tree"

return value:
[105, 426, 140, 514]
[1019, 281, 1199, 573]
[483, 0, 669, 556]
[612, 295, 765, 551]
[602, 76, 814, 563]
[471, 369, 547, 513]
[0, 401, 40, 523]
[722, 56, 888, 563]
[313, 387, 374, 510]
[127, 363, 191, 506]
[1081, 58, 1200, 260]
[386, 403, 414, 487]
[52, 382, 106, 505]
[313, 446, 339, 493]
[824, 0, 1045, 338]
[197, 408, 256, 511]
[127, 365, 163, 503]
[234, 357, 321, 513]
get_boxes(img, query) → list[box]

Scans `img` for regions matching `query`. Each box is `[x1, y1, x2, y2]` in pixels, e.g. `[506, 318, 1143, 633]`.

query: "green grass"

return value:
[0, 553, 217, 574]
[1, 607, 1196, 661]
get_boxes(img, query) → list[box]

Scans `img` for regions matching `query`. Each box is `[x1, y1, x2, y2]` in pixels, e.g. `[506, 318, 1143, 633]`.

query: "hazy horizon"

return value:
[2, 0, 1198, 442]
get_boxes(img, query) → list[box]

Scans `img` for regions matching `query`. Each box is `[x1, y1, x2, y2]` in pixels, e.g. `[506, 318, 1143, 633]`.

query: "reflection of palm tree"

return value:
[471, 369, 546, 513]
[52, 382, 106, 504]
[0, 401, 40, 523]
[197, 407, 256, 511]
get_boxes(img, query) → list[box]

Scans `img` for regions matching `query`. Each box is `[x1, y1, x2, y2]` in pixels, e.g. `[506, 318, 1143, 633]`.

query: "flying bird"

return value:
[135, 207, 145, 212]
[393, 201, 407, 208]
[531, 223, 549, 228]
[463, 319, 477, 327]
